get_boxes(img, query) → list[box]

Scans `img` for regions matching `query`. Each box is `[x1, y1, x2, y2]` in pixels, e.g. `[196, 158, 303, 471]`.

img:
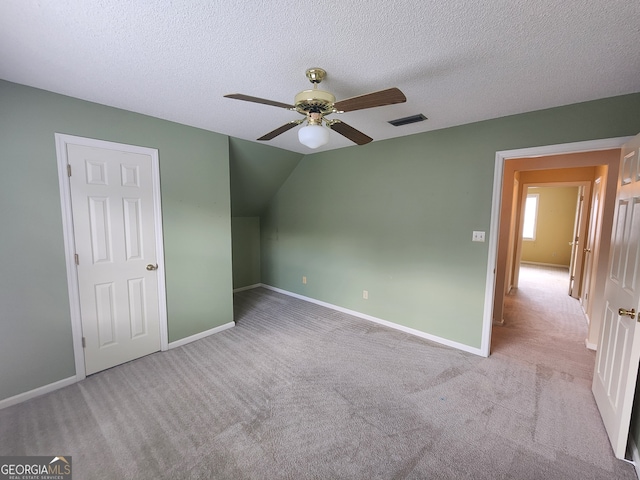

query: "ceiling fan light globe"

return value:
[298, 124, 329, 149]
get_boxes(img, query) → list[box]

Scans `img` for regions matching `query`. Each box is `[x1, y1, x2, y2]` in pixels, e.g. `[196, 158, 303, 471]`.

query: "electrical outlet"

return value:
[363, 290, 369, 300]
[302, 276, 307, 284]
[472, 231, 485, 242]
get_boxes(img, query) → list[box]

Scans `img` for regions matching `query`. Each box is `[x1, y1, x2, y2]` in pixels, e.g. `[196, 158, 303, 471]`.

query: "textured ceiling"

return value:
[1, 1, 639, 154]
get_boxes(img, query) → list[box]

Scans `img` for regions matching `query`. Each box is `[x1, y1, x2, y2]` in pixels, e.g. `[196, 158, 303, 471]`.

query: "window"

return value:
[522, 193, 539, 240]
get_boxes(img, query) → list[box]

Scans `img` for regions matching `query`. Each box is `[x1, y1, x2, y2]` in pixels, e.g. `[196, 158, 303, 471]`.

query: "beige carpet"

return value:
[0, 265, 636, 479]
[495, 264, 596, 381]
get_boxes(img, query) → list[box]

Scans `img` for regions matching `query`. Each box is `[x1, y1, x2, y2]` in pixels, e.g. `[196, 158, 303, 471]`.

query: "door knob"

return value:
[146, 264, 158, 271]
[618, 308, 636, 320]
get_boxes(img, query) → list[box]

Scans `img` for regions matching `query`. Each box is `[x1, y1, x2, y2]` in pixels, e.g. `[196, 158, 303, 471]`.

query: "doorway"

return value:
[480, 137, 629, 357]
[56, 134, 169, 380]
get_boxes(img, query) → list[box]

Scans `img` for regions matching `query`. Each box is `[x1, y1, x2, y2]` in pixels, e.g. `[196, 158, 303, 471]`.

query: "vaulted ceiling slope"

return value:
[1, 1, 639, 154]
[229, 138, 303, 217]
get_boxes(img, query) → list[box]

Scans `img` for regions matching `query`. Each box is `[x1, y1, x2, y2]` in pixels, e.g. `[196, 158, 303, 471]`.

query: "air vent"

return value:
[388, 114, 427, 127]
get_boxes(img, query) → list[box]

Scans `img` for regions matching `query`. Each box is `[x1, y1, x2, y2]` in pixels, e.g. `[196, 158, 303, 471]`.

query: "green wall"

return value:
[0, 80, 233, 401]
[231, 217, 261, 288]
[261, 93, 640, 350]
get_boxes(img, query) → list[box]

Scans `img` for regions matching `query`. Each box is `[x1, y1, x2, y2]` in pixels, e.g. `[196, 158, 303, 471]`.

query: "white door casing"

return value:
[592, 133, 640, 459]
[56, 134, 168, 379]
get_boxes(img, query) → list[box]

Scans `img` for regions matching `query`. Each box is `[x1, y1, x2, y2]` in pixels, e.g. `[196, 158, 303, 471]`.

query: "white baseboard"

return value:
[168, 321, 235, 349]
[260, 284, 484, 356]
[585, 339, 597, 351]
[0, 376, 77, 411]
[233, 283, 262, 293]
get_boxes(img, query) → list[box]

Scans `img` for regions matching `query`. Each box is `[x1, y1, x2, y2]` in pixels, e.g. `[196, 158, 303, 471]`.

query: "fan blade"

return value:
[224, 94, 294, 110]
[257, 121, 301, 141]
[328, 121, 373, 145]
[334, 87, 406, 112]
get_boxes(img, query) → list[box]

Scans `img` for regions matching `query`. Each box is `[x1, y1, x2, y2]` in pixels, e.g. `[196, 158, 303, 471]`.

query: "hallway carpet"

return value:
[0, 266, 635, 479]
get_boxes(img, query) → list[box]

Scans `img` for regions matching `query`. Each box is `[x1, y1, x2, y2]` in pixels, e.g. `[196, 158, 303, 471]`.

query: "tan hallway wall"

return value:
[520, 186, 580, 267]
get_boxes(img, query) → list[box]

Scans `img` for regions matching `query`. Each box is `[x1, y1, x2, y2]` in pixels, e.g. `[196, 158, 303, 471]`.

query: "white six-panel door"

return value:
[592, 133, 640, 458]
[57, 135, 167, 376]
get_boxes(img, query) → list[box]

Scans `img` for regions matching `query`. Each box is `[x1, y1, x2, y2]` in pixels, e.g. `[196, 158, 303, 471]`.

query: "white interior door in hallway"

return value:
[57, 135, 167, 376]
[593, 132, 640, 459]
[581, 176, 603, 317]
[568, 185, 589, 299]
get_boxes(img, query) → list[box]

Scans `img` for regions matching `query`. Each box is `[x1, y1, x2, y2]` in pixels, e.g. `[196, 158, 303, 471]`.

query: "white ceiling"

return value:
[1, 1, 639, 154]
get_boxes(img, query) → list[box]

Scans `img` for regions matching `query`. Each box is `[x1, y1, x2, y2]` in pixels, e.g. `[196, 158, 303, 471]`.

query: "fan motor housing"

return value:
[294, 89, 336, 115]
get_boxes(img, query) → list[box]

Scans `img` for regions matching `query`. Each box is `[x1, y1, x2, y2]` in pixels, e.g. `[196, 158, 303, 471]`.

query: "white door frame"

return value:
[55, 133, 169, 381]
[480, 136, 633, 357]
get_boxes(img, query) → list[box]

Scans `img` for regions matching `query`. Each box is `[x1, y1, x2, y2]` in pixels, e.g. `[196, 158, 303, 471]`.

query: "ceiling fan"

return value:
[224, 68, 407, 148]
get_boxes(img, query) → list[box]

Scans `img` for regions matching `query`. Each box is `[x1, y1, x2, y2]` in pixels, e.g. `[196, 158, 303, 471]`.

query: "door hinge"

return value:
[74, 254, 79, 265]
[67, 164, 72, 177]
[571, 275, 575, 281]
[82, 337, 86, 348]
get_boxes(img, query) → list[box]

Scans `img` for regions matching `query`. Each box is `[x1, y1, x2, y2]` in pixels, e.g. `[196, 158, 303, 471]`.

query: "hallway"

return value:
[492, 264, 596, 379]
